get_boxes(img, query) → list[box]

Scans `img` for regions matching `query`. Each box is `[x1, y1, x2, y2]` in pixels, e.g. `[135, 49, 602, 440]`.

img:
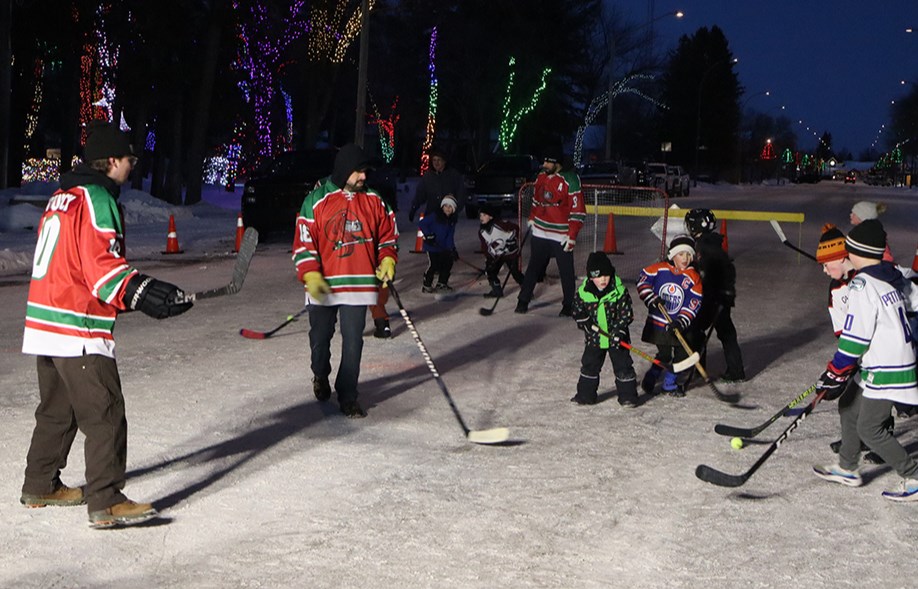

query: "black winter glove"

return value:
[642, 293, 661, 311]
[666, 315, 690, 335]
[124, 273, 193, 319]
[423, 234, 436, 242]
[816, 361, 854, 401]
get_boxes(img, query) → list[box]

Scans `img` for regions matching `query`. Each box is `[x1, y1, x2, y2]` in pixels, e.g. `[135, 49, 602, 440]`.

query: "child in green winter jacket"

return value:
[570, 252, 639, 407]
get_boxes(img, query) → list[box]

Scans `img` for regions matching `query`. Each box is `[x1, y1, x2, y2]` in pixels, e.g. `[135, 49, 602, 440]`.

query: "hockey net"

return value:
[517, 183, 671, 284]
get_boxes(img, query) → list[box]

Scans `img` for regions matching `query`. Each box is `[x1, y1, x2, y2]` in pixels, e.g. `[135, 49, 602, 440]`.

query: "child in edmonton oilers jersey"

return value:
[635, 235, 703, 396]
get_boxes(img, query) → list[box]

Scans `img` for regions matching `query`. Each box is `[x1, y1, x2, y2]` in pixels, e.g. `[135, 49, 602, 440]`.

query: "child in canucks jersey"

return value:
[812, 219, 918, 502]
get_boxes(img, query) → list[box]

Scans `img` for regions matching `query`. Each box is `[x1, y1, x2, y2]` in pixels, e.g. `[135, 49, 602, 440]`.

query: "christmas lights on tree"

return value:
[419, 27, 438, 175]
[760, 139, 775, 160]
[573, 73, 663, 167]
[498, 57, 551, 152]
[369, 94, 399, 164]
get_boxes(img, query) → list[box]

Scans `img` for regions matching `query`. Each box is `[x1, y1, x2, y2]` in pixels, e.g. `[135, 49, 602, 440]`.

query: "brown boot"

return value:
[20, 484, 85, 508]
[88, 500, 158, 529]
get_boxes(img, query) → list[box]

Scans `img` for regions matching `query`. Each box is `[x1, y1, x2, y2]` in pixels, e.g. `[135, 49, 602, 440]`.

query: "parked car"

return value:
[668, 165, 690, 196]
[579, 161, 621, 185]
[242, 149, 397, 236]
[619, 161, 648, 186]
[465, 154, 540, 218]
[844, 170, 857, 184]
[645, 162, 672, 193]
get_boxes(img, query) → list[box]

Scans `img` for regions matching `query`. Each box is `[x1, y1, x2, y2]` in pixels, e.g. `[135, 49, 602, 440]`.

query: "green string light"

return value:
[498, 57, 551, 152]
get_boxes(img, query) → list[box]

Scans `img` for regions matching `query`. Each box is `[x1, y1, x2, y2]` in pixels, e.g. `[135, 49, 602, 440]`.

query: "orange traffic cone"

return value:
[411, 213, 425, 253]
[911, 242, 918, 272]
[603, 212, 623, 255]
[163, 215, 183, 254]
[234, 212, 244, 253]
[720, 219, 729, 254]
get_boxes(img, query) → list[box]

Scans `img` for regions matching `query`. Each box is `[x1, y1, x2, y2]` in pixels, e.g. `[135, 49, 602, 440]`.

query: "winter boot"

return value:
[20, 483, 85, 508]
[435, 283, 453, 292]
[422, 282, 436, 293]
[662, 371, 685, 397]
[571, 374, 599, 405]
[89, 499, 158, 529]
[514, 300, 529, 314]
[641, 366, 662, 395]
[616, 377, 639, 408]
[558, 304, 572, 317]
[312, 376, 332, 402]
[373, 318, 391, 339]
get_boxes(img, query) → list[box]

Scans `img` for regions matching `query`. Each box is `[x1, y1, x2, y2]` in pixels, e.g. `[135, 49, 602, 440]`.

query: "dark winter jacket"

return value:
[410, 167, 466, 216]
[418, 208, 457, 254]
[693, 231, 736, 329]
[571, 275, 633, 349]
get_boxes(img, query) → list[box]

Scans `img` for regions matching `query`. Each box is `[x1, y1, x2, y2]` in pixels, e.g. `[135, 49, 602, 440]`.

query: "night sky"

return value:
[622, 0, 918, 156]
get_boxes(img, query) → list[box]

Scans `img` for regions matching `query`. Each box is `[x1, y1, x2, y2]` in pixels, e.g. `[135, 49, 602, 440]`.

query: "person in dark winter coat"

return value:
[478, 204, 524, 297]
[684, 208, 746, 383]
[570, 252, 639, 407]
[636, 235, 703, 396]
[408, 147, 466, 221]
[418, 195, 459, 292]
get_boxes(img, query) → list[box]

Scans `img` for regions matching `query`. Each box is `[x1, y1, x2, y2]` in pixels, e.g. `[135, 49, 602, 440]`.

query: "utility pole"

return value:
[0, 0, 11, 189]
[354, 0, 370, 147]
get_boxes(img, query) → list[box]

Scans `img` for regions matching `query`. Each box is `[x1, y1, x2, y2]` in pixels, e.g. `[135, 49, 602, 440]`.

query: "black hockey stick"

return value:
[656, 303, 741, 405]
[479, 266, 516, 316]
[389, 283, 510, 445]
[240, 307, 308, 340]
[590, 324, 699, 373]
[713, 384, 817, 438]
[696, 390, 827, 487]
[769, 220, 818, 262]
[180, 227, 259, 302]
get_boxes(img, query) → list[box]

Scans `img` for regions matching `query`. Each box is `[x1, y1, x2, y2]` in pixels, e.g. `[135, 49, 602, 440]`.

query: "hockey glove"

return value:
[666, 315, 690, 335]
[561, 236, 576, 252]
[304, 271, 331, 302]
[816, 361, 855, 401]
[375, 257, 396, 285]
[123, 274, 193, 319]
[641, 293, 661, 312]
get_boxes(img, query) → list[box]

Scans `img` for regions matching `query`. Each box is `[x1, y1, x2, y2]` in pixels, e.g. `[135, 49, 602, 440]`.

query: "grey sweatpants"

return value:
[838, 384, 918, 479]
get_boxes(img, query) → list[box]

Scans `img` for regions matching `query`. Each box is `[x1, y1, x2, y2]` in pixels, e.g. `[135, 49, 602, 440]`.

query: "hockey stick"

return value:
[656, 303, 741, 404]
[455, 255, 486, 276]
[240, 307, 309, 340]
[388, 283, 510, 445]
[713, 384, 818, 438]
[479, 266, 516, 316]
[590, 324, 699, 373]
[180, 227, 259, 302]
[478, 229, 530, 316]
[769, 220, 818, 262]
[696, 390, 827, 487]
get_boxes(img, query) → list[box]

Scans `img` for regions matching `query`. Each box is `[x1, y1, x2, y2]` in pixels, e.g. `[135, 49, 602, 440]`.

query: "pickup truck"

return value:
[645, 162, 672, 194]
[667, 165, 690, 196]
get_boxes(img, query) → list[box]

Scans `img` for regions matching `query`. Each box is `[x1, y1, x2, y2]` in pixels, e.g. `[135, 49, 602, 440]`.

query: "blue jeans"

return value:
[308, 305, 367, 404]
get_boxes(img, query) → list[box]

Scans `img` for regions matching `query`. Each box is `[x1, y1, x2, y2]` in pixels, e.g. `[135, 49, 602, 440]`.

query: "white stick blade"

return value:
[467, 428, 510, 445]
[673, 352, 700, 372]
[769, 220, 788, 243]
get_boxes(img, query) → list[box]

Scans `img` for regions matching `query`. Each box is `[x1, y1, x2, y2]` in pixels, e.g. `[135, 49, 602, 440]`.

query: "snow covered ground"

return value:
[1, 178, 917, 588]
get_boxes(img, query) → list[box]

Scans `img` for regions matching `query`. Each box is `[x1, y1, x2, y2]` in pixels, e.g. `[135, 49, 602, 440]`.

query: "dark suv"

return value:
[465, 154, 540, 218]
[242, 149, 397, 236]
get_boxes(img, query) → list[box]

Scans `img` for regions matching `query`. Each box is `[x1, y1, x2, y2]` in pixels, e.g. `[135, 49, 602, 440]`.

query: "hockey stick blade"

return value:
[696, 390, 826, 488]
[239, 307, 309, 340]
[714, 384, 818, 438]
[468, 427, 510, 444]
[672, 352, 700, 372]
[182, 227, 259, 302]
[769, 220, 818, 262]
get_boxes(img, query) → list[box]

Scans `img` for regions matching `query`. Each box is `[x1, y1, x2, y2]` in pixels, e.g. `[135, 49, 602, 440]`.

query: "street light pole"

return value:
[354, 0, 370, 147]
[604, 10, 683, 160]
